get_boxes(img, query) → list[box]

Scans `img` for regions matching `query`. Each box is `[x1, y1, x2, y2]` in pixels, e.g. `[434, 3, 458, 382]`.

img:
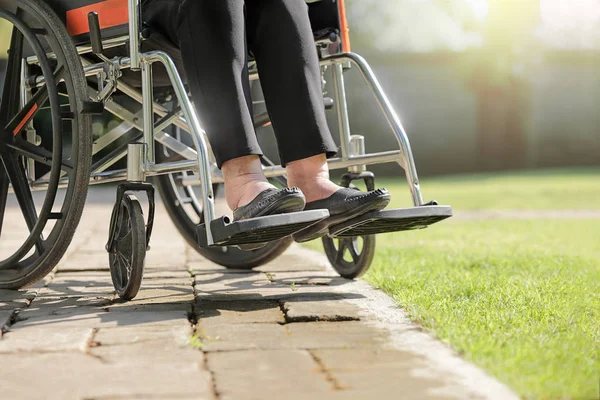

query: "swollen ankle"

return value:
[290, 178, 340, 203]
[225, 179, 274, 210]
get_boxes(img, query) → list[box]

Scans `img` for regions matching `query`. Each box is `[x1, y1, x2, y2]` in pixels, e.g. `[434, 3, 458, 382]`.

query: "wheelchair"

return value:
[0, 0, 452, 299]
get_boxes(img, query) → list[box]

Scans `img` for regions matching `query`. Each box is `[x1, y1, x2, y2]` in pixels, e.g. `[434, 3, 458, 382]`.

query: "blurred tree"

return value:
[345, 0, 485, 53]
[538, 0, 600, 49]
[470, 0, 540, 170]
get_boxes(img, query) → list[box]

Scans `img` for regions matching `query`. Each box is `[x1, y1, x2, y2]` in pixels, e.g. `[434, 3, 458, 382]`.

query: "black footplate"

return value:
[197, 210, 330, 247]
[328, 205, 452, 238]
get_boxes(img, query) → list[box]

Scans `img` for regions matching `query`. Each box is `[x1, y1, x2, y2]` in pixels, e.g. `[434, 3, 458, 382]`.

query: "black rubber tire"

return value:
[109, 195, 146, 300]
[322, 235, 376, 279]
[0, 0, 92, 289]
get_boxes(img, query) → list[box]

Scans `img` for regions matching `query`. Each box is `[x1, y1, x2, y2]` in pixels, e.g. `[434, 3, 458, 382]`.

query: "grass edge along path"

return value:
[305, 168, 600, 398]
[364, 220, 599, 399]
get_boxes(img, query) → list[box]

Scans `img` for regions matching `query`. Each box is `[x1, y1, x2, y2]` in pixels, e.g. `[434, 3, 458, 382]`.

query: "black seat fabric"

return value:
[106, 0, 340, 89]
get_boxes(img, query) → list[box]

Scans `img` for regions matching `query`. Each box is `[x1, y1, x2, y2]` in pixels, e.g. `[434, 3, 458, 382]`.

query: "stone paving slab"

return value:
[195, 321, 387, 352]
[143, 269, 193, 279]
[208, 350, 333, 400]
[91, 337, 201, 364]
[0, 352, 215, 400]
[20, 296, 112, 318]
[195, 299, 285, 324]
[0, 299, 31, 312]
[0, 289, 37, 303]
[280, 296, 362, 322]
[0, 326, 94, 353]
[105, 299, 193, 313]
[310, 348, 456, 399]
[13, 309, 189, 329]
[194, 271, 351, 301]
[93, 323, 193, 346]
[0, 310, 14, 331]
[0, 198, 518, 400]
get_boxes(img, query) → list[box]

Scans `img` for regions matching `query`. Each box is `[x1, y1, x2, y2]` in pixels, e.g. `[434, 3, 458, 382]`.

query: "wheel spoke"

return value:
[0, 23, 24, 129]
[117, 252, 131, 281]
[7, 137, 73, 173]
[4, 65, 64, 136]
[114, 252, 125, 287]
[116, 231, 132, 254]
[335, 239, 348, 264]
[347, 238, 361, 264]
[1, 153, 44, 252]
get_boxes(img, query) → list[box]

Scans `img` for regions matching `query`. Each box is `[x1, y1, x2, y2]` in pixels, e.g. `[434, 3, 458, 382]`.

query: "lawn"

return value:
[307, 168, 600, 398]
[378, 167, 600, 210]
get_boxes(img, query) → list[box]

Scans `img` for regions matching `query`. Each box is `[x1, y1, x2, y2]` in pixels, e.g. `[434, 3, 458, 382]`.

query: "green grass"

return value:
[376, 167, 600, 210]
[306, 168, 600, 398]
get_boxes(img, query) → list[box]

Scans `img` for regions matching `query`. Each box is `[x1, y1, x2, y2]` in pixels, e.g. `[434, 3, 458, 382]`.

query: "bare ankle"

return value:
[286, 154, 340, 202]
[222, 155, 274, 210]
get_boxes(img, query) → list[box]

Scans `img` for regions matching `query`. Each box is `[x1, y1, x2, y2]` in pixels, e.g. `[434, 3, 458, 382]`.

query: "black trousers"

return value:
[143, 0, 338, 168]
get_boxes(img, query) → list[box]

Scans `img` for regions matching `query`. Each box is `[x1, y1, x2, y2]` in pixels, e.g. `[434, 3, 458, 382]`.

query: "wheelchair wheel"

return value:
[154, 147, 292, 270]
[109, 195, 146, 300]
[322, 235, 376, 279]
[0, 0, 92, 288]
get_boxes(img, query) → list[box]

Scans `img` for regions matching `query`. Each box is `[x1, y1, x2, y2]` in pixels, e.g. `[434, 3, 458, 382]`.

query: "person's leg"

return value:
[174, 0, 275, 210]
[246, 0, 341, 202]
[246, 0, 390, 242]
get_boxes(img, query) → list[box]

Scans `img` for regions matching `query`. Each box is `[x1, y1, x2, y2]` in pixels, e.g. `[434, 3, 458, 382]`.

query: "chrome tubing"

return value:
[31, 149, 404, 191]
[26, 36, 129, 65]
[76, 36, 129, 57]
[349, 135, 366, 173]
[145, 159, 197, 175]
[141, 62, 155, 163]
[102, 95, 199, 162]
[92, 110, 141, 155]
[324, 53, 424, 206]
[127, 143, 145, 182]
[94, 148, 127, 174]
[128, 0, 140, 69]
[331, 63, 352, 162]
[78, 58, 191, 135]
[154, 131, 198, 161]
[117, 78, 192, 134]
[180, 150, 403, 185]
[154, 109, 184, 134]
[140, 51, 216, 245]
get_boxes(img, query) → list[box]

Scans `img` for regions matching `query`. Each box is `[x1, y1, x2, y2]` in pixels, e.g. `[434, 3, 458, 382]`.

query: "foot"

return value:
[233, 187, 306, 221]
[286, 154, 341, 203]
[293, 187, 390, 243]
[222, 155, 277, 211]
[303, 187, 390, 216]
[287, 153, 391, 243]
[232, 186, 306, 251]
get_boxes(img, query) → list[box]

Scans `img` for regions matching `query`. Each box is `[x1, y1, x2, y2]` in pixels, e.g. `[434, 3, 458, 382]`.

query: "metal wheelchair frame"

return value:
[26, 0, 424, 247]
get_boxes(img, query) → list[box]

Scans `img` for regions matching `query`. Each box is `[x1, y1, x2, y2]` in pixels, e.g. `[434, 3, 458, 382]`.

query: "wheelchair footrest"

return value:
[197, 210, 330, 247]
[328, 205, 452, 238]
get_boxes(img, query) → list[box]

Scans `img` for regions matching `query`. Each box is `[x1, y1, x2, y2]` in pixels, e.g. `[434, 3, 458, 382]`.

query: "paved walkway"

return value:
[0, 190, 517, 400]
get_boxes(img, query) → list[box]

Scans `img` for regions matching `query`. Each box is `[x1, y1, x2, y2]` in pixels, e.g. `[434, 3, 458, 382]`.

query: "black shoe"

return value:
[233, 187, 306, 250]
[292, 188, 390, 243]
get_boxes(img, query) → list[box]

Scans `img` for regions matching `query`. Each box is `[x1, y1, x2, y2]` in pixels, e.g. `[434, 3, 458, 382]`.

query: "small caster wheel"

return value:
[108, 194, 146, 300]
[322, 235, 376, 279]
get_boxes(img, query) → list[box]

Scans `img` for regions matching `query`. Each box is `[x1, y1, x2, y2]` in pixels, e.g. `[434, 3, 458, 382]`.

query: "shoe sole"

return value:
[293, 194, 391, 243]
[236, 194, 306, 251]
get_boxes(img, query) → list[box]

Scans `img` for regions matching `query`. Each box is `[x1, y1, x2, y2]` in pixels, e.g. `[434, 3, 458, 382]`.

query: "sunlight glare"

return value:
[540, 0, 600, 29]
